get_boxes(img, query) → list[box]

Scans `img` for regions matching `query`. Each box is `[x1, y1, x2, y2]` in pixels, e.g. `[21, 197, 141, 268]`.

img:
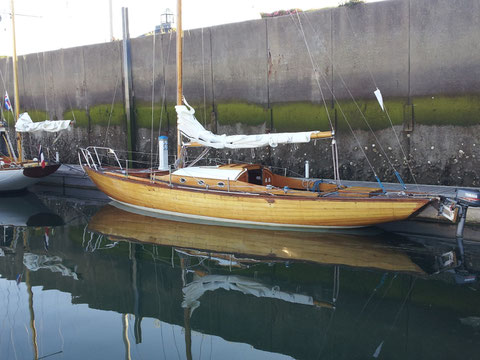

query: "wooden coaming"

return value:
[85, 167, 431, 228]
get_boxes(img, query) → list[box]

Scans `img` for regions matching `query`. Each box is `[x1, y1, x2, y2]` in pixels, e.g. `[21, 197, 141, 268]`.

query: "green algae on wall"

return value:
[63, 109, 89, 127]
[271, 102, 333, 132]
[413, 95, 480, 126]
[26, 110, 49, 122]
[333, 98, 404, 131]
[63, 103, 125, 128]
[89, 103, 125, 126]
[134, 101, 174, 131]
[2, 110, 15, 124]
[1, 108, 48, 123]
[268, 99, 405, 132]
[216, 102, 269, 126]
[191, 96, 478, 132]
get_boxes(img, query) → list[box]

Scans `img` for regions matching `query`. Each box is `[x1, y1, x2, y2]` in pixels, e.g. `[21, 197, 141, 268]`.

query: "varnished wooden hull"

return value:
[89, 204, 424, 274]
[85, 167, 430, 228]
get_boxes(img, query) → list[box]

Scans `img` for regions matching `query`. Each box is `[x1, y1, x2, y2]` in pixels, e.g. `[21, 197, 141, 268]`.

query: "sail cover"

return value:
[15, 113, 71, 133]
[176, 101, 319, 149]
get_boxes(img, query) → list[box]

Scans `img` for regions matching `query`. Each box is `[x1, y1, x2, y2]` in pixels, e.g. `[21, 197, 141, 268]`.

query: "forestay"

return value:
[15, 113, 71, 133]
[176, 100, 326, 149]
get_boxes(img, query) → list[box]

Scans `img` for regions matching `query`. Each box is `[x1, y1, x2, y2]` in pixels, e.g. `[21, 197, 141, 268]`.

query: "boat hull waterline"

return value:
[84, 167, 430, 229]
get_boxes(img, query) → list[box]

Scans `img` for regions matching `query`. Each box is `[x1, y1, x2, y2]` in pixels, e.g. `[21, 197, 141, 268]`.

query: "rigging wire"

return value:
[0, 60, 18, 162]
[39, 52, 48, 114]
[292, 11, 341, 184]
[102, 42, 123, 151]
[150, 246, 168, 360]
[371, 277, 417, 358]
[338, 273, 397, 359]
[150, 30, 157, 170]
[11, 53, 42, 159]
[102, 74, 120, 148]
[293, 12, 334, 132]
[342, 6, 420, 190]
[187, 147, 210, 168]
[302, 12, 403, 186]
[291, 12, 382, 187]
[57, 49, 77, 126]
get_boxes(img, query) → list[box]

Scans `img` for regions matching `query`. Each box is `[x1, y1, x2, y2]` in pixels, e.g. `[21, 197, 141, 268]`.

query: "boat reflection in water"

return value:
[1, 197, 479, 360]
[0, 191, 64, 254]
[0, 192, 64, 227]
[86, 203, 478, 359]
[89, 203, 429, 274]
[0, 192, 65, 360]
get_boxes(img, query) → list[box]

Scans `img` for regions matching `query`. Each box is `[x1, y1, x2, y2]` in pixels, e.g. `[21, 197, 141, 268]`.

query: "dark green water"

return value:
[1, 191, 480, 360]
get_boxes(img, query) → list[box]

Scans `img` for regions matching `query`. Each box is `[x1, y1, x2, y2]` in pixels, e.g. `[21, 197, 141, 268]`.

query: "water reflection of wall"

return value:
[1, 220, 480, 360]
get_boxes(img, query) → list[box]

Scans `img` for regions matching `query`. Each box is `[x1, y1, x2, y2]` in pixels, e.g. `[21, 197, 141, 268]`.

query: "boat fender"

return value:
[283, 186, 289, 194]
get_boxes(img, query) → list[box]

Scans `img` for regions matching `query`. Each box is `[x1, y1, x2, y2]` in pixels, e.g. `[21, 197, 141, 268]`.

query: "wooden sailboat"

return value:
[80, 0, 433, 228]
[0, 0, 71, 192]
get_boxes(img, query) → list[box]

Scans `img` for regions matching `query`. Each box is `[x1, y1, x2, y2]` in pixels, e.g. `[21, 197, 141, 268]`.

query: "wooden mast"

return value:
[10, 0, 22, 161]
[176, 0, 183, 166]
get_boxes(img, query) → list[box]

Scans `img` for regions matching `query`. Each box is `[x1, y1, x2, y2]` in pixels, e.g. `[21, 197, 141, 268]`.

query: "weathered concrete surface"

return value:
[410, 0, 480, 96]
[333, 0, 410, 99]
[1, 0, 479, 186]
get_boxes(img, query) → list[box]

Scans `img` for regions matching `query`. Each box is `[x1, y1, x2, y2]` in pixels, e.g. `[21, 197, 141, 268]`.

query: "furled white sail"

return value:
[15, 113, 71, 133]
[176, 100, 320, 149]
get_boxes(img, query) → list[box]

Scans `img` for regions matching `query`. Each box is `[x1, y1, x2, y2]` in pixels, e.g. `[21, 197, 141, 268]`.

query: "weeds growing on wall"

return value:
[339, 0, 365, 7]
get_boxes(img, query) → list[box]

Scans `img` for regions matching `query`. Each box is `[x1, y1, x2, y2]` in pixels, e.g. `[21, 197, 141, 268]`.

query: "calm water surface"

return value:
[1, 191, 480, 360]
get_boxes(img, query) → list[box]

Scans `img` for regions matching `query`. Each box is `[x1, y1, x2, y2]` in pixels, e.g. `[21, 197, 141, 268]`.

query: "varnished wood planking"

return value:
[86, 167, 429, 227]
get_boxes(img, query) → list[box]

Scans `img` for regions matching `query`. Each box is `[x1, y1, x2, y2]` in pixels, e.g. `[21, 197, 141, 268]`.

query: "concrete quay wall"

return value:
[1, 0, 479, 186]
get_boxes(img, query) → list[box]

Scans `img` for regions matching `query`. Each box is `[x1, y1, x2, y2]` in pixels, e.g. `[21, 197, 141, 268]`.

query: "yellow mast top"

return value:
[10, 0, 23, 161]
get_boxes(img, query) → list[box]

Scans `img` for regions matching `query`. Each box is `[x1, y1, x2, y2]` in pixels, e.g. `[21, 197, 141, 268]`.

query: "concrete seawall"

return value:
[1, 0, 479, 186]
